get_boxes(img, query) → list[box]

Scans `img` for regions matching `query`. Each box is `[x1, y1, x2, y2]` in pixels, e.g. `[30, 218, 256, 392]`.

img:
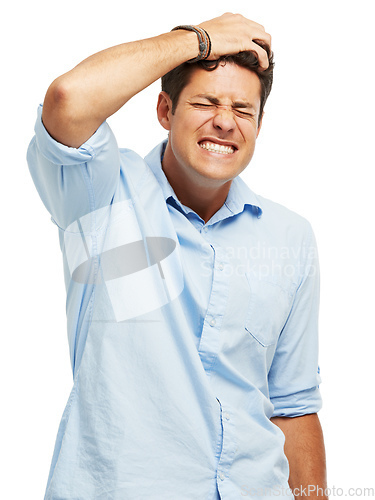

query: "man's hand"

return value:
[200, 13, 271, 70]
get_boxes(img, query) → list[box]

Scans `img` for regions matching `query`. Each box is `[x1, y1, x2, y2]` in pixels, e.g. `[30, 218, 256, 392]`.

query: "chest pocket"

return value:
[245, 273, 295, 347]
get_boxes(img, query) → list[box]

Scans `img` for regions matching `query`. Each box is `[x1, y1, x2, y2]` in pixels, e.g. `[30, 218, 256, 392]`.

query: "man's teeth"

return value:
[200, 142, 235, 154]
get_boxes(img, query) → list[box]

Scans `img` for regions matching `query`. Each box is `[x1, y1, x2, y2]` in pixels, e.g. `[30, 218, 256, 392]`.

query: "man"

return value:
[27, 13, 327, 500]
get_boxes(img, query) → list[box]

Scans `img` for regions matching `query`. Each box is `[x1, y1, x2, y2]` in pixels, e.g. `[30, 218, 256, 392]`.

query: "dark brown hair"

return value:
[161, 43, 274, 125]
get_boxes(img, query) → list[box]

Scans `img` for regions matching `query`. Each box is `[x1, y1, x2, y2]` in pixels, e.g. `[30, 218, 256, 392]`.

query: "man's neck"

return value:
[162, 163, 232, 224]
[178, 183, 231, 223]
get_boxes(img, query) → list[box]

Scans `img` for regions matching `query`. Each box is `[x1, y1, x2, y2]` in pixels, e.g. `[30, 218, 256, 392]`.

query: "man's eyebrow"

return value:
[192, 94, 221, 105]
[232, 101, 256, 110]
[192, 94, 256, 110]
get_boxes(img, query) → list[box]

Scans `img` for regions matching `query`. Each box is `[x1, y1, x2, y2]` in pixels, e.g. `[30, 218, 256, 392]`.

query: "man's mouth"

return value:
[199, 141, 236, 155]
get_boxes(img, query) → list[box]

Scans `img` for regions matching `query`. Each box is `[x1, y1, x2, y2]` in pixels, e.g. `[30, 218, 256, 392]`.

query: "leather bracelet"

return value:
[171, 25, 210, 63]
[201, 28, 211, 59]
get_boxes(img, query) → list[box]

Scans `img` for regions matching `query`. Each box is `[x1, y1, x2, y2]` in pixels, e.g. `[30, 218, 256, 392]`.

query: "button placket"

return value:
[216, 404, 237, 489]
[197, 244, 229, 373]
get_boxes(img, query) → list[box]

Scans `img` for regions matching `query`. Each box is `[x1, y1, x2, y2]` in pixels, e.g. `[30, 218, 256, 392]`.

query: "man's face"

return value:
[158, 63, 263, 192]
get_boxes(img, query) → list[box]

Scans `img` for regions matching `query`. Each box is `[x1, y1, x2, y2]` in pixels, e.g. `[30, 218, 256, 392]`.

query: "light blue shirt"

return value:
[27, 105, 322, 500]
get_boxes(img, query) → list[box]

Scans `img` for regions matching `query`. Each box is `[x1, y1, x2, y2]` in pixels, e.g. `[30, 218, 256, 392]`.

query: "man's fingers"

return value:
[199, 12, 272, 66]
[249, 26, 272, 70]
[256, 30, 272, 49]
[251, 40, 271, 71]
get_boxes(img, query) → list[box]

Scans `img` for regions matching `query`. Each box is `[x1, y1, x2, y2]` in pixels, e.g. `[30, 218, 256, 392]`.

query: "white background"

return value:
[2, 0, 374, 498]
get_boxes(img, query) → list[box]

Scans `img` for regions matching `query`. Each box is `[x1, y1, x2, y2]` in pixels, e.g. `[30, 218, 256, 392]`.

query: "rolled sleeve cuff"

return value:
[271, 386, 322, 418]
[34, 104, 111, 165]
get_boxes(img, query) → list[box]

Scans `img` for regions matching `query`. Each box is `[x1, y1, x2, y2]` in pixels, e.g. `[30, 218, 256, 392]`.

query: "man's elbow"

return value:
[42, 76, 95, 148]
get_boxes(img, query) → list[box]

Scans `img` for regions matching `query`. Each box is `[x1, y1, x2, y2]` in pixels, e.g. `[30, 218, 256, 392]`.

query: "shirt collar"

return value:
[144, 139, 263, 220]
[144, 140, 178, 206]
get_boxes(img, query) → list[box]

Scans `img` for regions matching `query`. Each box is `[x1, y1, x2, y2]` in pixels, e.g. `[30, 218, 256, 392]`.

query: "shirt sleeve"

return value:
[27, 104, 121, 230]
[268, 222, 323, 418]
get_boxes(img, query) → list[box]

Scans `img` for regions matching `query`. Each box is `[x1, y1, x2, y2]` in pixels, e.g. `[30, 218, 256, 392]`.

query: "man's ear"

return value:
[157, 91, 173, 131]
[256, 112, 264, 138]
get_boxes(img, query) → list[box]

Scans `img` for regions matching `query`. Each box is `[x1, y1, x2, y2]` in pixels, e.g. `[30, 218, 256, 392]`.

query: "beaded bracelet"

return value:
[171, 25, 211, 63]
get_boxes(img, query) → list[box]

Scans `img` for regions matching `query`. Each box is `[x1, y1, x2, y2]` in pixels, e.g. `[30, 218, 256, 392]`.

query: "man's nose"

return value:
[212, 106, 236, 132]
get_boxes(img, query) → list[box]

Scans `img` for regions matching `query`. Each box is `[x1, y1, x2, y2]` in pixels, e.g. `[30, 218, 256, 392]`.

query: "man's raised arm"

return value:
[42, 13, 271, 148]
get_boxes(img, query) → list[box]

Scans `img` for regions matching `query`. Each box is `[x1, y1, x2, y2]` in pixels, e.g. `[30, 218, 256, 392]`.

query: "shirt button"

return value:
[224, 412, 230, 421]
[209, 318, 216, 327]
[202, 226, 208, 233]
[219, 472, 225, 481]
[218, 263, 224, 271]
